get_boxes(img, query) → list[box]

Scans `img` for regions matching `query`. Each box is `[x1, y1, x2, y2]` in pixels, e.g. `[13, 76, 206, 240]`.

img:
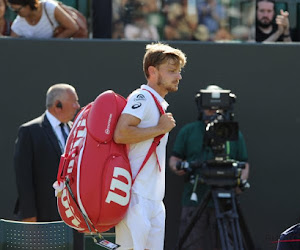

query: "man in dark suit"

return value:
[13, 83, 84, 249]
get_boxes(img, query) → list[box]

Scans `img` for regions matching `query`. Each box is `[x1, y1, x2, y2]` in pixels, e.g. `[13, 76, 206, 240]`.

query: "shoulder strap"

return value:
[143, 89, 165, 115]
[43, 2, 55, 30]
[133, 88, 166, 182]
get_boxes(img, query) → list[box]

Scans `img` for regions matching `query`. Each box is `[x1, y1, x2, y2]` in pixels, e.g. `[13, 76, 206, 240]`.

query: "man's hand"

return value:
[158, 113, 176, 134]
[169, 156, 186, 176]
[276, 10, 290, 33]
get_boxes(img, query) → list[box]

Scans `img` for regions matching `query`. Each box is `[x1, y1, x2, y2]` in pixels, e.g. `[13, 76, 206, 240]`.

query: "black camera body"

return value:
[195, 88, 239, 153]
[176, 159, 248, 188]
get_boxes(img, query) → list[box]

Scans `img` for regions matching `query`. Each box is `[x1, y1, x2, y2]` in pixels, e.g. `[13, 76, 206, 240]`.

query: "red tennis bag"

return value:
[56, 89, 164, 234]
[56, 90, 131, 233]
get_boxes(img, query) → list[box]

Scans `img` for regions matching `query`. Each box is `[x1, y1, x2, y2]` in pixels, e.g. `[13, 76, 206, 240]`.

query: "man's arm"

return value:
[263, 10, 291, 42]
[10, 31, 20, 37]
[262, 29, 283, 42]
[114, 113, 176, 144]
[53, 4, 79, 38]
[277, 9, 292, 42]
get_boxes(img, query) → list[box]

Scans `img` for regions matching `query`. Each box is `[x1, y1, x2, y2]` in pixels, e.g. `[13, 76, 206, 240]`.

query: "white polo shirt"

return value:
[122, 85, 169, 201]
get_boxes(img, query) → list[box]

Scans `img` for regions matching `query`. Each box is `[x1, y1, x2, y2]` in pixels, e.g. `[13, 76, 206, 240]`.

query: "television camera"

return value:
[196, 88, 238, 155]
[176, 87, 249, 189]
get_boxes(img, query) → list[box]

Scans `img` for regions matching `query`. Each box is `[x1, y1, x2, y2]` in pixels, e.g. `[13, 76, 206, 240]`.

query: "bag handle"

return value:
[133, 89, 165, 182]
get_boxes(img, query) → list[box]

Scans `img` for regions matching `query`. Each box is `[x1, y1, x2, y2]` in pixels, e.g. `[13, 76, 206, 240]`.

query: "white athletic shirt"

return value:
[122, 85, 169, 201]
[11, 0, 59, 38]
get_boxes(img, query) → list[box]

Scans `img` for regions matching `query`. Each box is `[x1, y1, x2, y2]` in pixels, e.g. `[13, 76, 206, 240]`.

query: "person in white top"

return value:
[8, 0, 78, 38]
[114, 43, 187, 250]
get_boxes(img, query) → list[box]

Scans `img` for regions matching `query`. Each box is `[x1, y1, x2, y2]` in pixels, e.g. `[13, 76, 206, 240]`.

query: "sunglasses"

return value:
[8, 4, 24, 13]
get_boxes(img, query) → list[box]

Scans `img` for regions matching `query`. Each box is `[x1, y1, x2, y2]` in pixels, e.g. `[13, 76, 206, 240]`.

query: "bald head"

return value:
[46, 83, 80, 123]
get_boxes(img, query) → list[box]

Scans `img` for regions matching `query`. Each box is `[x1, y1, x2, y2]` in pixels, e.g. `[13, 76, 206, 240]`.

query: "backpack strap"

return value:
[143, 89, 165, 115]
[133, 88, 166, 182]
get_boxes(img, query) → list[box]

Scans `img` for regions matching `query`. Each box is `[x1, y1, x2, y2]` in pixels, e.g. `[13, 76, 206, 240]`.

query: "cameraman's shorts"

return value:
[115, 193, 165, 250]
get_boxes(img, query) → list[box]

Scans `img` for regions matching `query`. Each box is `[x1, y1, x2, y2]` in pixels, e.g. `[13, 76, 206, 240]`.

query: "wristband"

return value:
[283, 33, 290, 38]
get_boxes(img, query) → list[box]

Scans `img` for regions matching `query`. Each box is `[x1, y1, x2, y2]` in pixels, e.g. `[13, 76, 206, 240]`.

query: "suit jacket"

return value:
[13, 113, 71, 221]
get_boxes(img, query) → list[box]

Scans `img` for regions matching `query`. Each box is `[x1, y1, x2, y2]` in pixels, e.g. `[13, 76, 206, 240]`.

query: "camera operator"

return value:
[169, 85, 249, 250]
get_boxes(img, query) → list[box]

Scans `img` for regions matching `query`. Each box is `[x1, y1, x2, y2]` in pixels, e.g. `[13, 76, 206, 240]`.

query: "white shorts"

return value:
[115, 193, 166, 250]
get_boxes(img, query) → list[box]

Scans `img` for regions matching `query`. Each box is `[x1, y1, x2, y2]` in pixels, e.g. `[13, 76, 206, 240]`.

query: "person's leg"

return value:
[116, 194, 151, 250]
[115, 219, 135, 250]
[145, 201, 165, 250]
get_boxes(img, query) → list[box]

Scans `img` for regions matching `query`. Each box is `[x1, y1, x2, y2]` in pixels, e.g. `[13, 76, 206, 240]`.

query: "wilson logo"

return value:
[67, 119, 87, 174]
[105, 167, 132, 206]
[105, 114, 113, 135]
[61, 189, 84, 231]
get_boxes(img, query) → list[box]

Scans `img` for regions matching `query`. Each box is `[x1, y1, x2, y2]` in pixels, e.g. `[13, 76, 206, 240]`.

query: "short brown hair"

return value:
[143, 43, 187, 79]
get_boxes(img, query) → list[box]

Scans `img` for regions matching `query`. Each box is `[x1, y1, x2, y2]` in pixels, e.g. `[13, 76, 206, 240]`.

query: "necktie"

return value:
[59, 123, 68, 144]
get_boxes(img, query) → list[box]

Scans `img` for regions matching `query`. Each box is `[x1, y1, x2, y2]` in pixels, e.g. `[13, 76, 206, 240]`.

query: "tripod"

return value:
[176, 186, 254, 250]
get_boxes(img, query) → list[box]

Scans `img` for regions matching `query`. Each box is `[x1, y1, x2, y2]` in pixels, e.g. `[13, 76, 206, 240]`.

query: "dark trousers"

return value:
[178, 206, 221, 250]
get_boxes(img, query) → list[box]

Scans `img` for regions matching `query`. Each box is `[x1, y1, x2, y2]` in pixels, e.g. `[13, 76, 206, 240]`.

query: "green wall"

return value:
[1, 38, 300, 249]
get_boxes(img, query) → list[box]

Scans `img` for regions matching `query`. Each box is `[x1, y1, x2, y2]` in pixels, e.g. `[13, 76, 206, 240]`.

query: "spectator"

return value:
[164, 0, 198, 40]
[124, 10, 159, 40]
[114, 43, 187, 250]
[197, 0, 227, 39]
[169, 85, 250, 250]
[13, 83, 84, 250]
[112, 19, 125, 39]
[8, 0, 79, 38]
[139, 0, 160, 14]
[193, 24, 210, 41]
[256, 0, 291, 42]
[0, 0, 11, 36]
[112, 0, 162, 40]
[231, 25, 253, 42]
[112, 0, 128, 22]
[213, 27, 233, 41]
